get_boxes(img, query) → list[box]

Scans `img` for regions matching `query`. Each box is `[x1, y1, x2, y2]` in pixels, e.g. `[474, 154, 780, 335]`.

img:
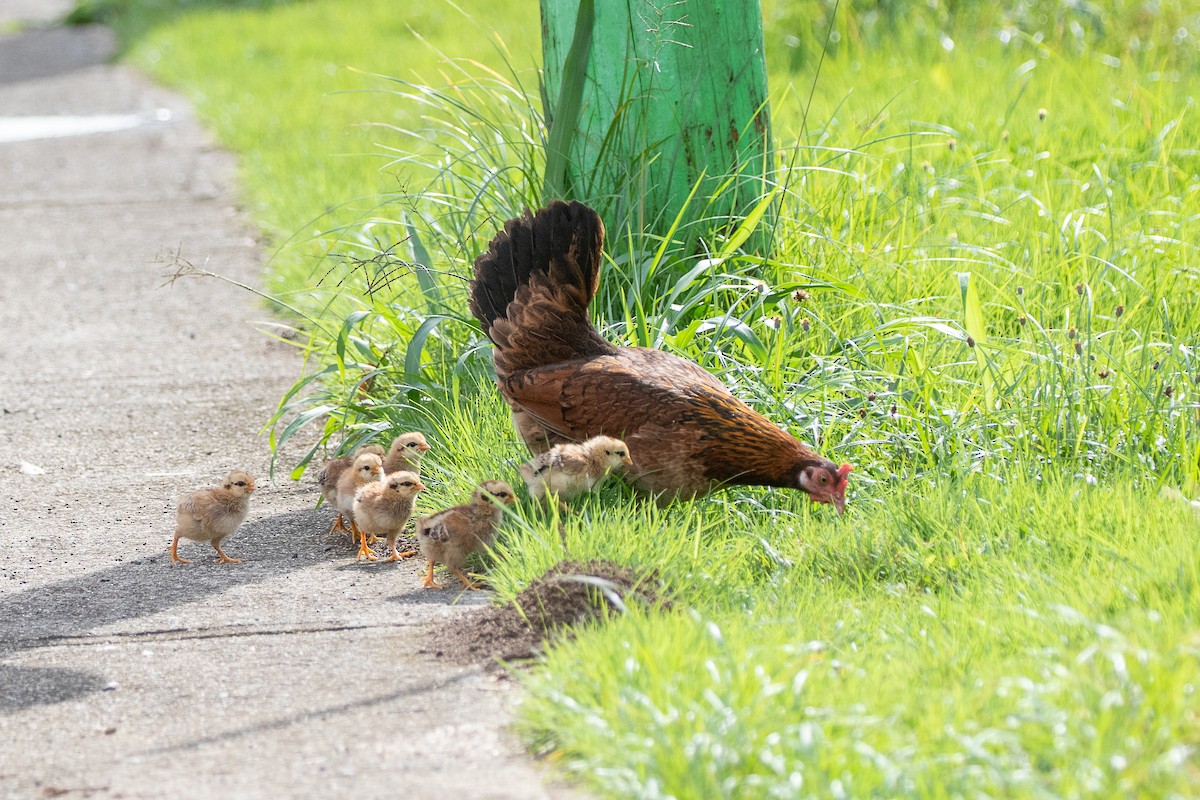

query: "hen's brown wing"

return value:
[501, 347, 731, 438]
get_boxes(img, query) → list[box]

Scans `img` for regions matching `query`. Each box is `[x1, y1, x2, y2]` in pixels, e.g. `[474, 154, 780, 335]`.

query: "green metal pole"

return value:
[541, 0, 775, 249]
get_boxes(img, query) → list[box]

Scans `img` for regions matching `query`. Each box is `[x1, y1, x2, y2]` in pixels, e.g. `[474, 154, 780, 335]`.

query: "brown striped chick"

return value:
[171, 471, 256, 564]
[417, 480, 516, 589]
[382, 431, 431, 476]
[354, 470, 425, 562]
[335, 452, 383, 560]
[519, 435, 632, 510]
[317, 443, 384, 536]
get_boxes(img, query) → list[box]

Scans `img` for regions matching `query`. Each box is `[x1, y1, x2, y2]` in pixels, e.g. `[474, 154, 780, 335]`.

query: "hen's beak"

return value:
[833, 493, 846, 516]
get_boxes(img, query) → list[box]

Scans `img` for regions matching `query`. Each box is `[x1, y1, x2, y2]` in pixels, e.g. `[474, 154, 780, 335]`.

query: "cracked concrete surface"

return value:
[0, 8, 577, 799]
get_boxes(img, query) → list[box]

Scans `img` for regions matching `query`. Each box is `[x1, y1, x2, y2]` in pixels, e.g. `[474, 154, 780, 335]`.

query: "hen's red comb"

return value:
[835, 463, 853, 487]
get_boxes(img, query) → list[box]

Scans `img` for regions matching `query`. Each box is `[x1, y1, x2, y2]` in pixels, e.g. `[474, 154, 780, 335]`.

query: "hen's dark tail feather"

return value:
[469, 201, 614, 376]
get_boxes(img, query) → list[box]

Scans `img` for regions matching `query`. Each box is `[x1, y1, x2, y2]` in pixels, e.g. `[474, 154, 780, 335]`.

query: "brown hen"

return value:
[469, 200, 851, 510]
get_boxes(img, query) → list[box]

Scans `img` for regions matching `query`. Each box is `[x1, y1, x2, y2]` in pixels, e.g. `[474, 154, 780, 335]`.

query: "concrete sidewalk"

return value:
[0, 5, 575, 798]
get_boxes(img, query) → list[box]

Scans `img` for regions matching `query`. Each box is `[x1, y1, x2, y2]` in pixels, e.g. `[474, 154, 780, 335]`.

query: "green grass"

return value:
[99, 0, 1200, 795]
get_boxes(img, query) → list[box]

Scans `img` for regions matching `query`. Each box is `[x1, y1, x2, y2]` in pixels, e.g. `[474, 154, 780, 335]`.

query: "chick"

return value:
[353, 470, 425, 562]
[335, 452, 384, 560]
[382, 431, 431, 476]
[317, 443, 385, 536]
[171, 471, 256, 564]
[519, 435, 632, 509]
[417, 480, 516, 589]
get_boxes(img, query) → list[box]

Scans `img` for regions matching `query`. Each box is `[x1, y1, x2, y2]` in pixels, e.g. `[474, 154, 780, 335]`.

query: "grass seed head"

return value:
[1115, 304, 1124, 317]
[1038, 107, 1048, 121]
[792, 288, 811, 304]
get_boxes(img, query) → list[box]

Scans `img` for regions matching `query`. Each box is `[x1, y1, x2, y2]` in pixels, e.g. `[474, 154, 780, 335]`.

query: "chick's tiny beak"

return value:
[415, 482, 426, 492]
[418, 443, 430, 452]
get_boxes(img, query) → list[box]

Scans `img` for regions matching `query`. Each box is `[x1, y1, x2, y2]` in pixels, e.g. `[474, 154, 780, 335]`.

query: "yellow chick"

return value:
[171, 471, 256, 564]
[317, 443, 385, 535]
[335, 452, 383, 560]
[519, 435, 632, 509]
[353, 470, 425, 562]
[382, 431, 431, 476]
[417, 480, 516, 589]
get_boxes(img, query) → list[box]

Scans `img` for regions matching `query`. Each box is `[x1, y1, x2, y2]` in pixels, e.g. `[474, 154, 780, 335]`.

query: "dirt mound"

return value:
[423, 559, 668, 666]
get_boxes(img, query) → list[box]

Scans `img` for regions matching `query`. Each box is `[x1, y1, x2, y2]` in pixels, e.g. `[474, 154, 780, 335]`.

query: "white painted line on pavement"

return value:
[0, 108, 173, 143]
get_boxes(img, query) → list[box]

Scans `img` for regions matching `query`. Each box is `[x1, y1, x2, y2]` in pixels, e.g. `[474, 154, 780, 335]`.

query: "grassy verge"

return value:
[100, 0, 1200, 795]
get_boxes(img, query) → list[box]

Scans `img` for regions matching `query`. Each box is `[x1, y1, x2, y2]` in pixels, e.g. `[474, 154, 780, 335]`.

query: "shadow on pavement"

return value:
[0, 508, 333, 712]
[0, 664, 108, 712]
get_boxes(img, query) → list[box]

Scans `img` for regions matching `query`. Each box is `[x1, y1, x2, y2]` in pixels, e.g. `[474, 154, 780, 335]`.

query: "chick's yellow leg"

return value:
[328, 513, 349, 538]
[422, 561, 443, 589]
[211, 538, 242, 564]
[451, 568, 481, 590]
[170, 536, 190, 565]
[386, 536, 416, 562]
[353, 522, 377, 561]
